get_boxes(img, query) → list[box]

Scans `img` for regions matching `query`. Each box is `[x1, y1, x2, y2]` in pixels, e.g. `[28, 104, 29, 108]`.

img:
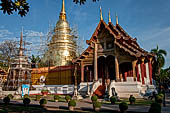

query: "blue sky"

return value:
[0, 0, 170, 68]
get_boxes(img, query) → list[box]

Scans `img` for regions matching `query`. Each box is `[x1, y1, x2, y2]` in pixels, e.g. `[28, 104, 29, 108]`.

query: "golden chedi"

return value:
[48, 0, 76, 66]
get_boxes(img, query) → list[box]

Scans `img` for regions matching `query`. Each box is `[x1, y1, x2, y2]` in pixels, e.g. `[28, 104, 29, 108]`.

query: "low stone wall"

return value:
[31, 85, 74, 95]
[2, 91, 16, 96]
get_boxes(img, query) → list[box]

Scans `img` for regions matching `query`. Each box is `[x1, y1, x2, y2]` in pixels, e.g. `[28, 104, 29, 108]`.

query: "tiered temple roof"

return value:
[73, 13, 154, 63]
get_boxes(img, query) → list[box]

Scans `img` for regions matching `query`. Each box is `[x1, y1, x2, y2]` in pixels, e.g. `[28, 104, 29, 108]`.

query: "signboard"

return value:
[22, 84, 30, 97]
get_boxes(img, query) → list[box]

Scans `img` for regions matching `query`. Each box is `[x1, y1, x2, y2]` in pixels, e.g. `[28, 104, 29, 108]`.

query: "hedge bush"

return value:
[91, 95, 98, 102]
[68, 100, 76, 107]
[39, 99, 47, 105]
[3, 96, 10, 104]
[24, 94, 29, 99]
[93, 101, 101, 108]
[23, 98, 31, 106]
[36, 95, 41, 101]
[149, 102, 161, 113]
[110, 96, 117, 104]
[7, 94, 13, 99]
[65, 95, 71, 102]
[129, 95, 136, 104]
[155, 95, 163, 103]
[119, 102, 128, 111]
[54, 95, 60, 100]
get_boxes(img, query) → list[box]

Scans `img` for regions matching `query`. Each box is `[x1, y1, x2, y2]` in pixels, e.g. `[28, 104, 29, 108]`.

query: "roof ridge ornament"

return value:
[100, 6, 103, 21]
[109, 10, 111, 23]
[116, 13, 119, 25]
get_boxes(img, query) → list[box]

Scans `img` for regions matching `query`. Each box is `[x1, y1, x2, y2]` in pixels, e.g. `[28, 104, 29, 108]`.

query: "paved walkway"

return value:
[0, 93, 170, 113]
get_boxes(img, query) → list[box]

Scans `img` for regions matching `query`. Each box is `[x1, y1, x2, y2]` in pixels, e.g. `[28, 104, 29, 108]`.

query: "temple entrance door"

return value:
[98, 56, 106, 85]
[119, 62, 132, 81]
[106, 55, 115, 80]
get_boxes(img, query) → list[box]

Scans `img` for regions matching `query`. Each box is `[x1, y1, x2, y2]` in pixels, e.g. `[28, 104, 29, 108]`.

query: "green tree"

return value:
[151, 45, 167, 75]
[0, 0, 99, 17]
[29, 55, 39, 68]
[0, 0, 29, 17]
[151, 45, 167, 90]
[0, 40, 18, 69]
[73, 0, 99, 5]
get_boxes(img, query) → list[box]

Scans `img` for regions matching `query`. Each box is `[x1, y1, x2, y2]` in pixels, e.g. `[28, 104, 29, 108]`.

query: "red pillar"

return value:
[136, 65, 140, 82]
[81, 61, 84, 82]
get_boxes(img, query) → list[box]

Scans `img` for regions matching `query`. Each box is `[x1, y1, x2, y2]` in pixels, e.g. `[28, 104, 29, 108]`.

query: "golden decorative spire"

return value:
[109, 10, 111, 23]
[59, 0, 66, 21]
[61, 0, 65, 14]
[100, 6, 103, 20]
[116, 13, 119, 25]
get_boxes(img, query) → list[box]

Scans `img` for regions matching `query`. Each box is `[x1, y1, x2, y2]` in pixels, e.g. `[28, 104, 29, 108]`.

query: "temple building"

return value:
[5, 29, 32, 91]
[74, 8, 155, 98]
[31, 2, 156, 97]
[47, 0, 77, 66]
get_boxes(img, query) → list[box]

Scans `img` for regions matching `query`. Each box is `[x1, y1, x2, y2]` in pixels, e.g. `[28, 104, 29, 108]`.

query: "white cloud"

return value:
[0, 29, 13, 38]
[138, 27, 170, 68]
[24, 30, 45, 37]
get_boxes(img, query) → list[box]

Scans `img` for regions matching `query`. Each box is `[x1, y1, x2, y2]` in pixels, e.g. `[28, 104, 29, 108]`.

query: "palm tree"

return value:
[151, 45, 167, 91]
[151, 45, 167, 75]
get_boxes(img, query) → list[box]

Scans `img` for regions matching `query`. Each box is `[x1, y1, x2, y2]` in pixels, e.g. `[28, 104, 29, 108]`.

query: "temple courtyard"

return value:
[0, 93, 170, 113]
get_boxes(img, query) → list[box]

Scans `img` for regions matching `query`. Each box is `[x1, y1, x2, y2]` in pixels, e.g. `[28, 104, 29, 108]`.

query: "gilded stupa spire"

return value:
[116, 13, 119, 25]
[100, 6, 103, 20]
[109, 10, 111, 23]
[59, 0, 66, 21]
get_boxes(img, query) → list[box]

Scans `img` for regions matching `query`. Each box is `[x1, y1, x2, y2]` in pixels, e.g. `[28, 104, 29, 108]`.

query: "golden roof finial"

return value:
[61, 0, 65, 14]
[100, 6, 103, 20]
[60, 0, 66, 21]
[109, 10, 111, 23]
[116, 13, 119, 25]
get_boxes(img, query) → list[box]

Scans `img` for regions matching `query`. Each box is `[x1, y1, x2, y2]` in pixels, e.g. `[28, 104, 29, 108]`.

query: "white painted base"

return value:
[78, 82, 93, 96]
[31, 85, 74, 95]
[108, 77, 156, 98]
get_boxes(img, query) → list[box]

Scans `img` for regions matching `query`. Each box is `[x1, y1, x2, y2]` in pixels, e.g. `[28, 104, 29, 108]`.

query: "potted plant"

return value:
[149, 102, 161, 113]
[7, 94, 13, 99]
[91, 95, 98, 103]
[93, 101, 101, 112]
[155, 95, 163, 105]
[129, 95, 136, 105]
[36, 95, 41, 101]
[119, 102, 128, 113]
[54, 95, 60, 102]
[41, 89, 49, 96]
[110, 96, 117, 104]
[68, 99, 76, 111]
[23, 98, 31, 107]
[65, 95, 71, 102]
[3, 96, 10, 105]
[39, 99, 47, 107]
